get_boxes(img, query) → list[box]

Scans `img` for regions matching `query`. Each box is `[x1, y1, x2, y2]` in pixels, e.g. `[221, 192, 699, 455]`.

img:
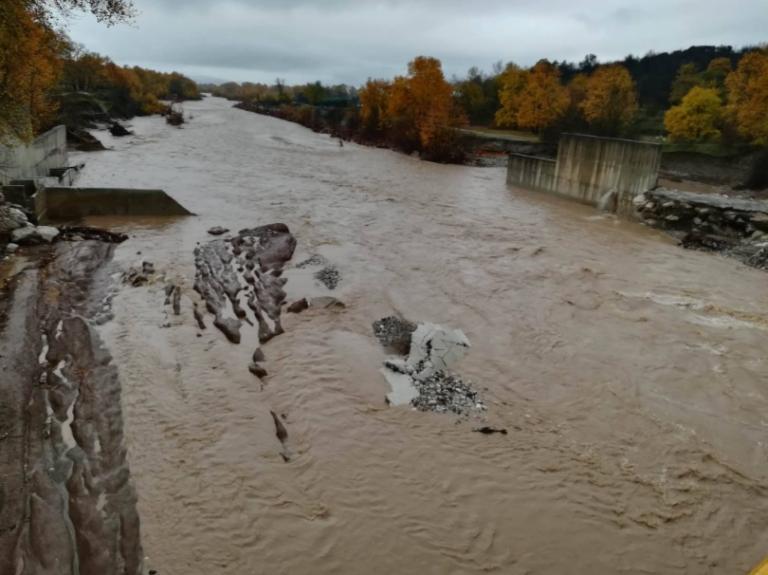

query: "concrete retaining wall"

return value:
[37, 187, 193, 222]
[507, 154, 556, 192]
[507, 133, 662, 216]
[0, 126, 68, 185]
[555, 134, 661, 214]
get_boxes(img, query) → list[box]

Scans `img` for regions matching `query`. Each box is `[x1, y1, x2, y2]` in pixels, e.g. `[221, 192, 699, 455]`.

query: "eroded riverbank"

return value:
[30, 95, 768, 574]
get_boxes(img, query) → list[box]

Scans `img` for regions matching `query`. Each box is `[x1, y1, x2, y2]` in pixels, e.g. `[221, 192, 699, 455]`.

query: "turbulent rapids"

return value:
[2, 96, 767, 574]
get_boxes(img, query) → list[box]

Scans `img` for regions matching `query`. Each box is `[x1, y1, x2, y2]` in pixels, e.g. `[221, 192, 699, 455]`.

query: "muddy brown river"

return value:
[68, 96, 768, 574]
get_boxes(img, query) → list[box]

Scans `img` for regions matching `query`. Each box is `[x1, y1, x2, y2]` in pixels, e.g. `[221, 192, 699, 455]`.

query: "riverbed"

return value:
[73, 96, 768, 574]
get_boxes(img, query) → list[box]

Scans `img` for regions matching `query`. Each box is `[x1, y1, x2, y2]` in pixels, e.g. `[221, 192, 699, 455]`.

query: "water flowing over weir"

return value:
[44, 96, 768, 574]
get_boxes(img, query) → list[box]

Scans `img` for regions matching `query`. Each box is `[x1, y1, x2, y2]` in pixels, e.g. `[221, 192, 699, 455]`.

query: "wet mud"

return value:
[0, 241, 142, 575]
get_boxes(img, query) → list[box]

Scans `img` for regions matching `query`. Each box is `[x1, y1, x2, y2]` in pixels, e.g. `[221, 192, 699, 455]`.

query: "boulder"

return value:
[0, 205, 30, 235]
[248, 363, 268, 379]
[311, 296, 345, 309]
[5, 243, 18, 254]
[11, 225, 60, 245]
[286, 298, 309, 313]
[109, 122, 132, 137]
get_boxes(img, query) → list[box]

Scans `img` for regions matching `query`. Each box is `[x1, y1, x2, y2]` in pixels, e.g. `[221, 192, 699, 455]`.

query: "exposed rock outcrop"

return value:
[194, 223, 296, 345]
[0, 241, 143, 575]
[109, 121, 133, 137]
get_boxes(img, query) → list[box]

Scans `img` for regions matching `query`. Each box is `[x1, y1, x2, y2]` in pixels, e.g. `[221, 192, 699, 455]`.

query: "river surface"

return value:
[72, 97, 768, 574]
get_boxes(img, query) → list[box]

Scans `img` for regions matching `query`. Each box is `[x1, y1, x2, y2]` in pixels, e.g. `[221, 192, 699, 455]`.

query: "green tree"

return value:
[669, 63, 702, 104]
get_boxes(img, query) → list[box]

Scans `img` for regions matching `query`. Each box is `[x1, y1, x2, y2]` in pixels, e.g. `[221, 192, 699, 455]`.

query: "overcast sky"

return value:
[66, 0, 767, 85]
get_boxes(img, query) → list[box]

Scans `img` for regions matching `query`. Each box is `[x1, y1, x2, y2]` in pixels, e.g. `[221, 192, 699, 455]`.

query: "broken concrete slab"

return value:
[376, 320, 482, 416]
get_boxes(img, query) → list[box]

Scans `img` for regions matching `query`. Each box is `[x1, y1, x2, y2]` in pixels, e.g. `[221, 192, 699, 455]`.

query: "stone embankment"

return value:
[0, 190, 59, 255]
[634, 188, 768, 270]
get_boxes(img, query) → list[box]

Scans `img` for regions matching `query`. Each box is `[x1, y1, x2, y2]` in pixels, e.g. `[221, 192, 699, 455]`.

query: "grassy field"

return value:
[458, 126, 540, 142]
[661, 141, 755, 157]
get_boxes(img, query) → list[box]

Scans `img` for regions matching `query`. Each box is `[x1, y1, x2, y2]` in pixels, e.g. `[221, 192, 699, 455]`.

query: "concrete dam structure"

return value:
[37, 187, 194, 222]
[0, 125, 68, 185]
[1, 125, 193, 221]
[507, 133, 662, 215]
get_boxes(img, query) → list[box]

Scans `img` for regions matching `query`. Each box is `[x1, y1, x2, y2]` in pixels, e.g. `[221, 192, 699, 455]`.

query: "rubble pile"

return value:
[375, 319, 485, 416]
[635, 188, 768, 270]
[373, 315, 417, 354]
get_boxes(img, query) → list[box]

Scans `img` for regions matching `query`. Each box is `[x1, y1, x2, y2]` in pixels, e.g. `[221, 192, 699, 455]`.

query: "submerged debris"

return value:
[296, 254, 327, 268]
[287, 298, 310, 313]
[311, 296, 345, 309]
[124, 261, 156, 286]
[287, 296, 345, 314]
[473, 426, 508, 435]
[411, 371, 484, 415]
[193, 303, 206, 329]
[373, 316, 417, 355]
[58, 226, 128, 243]
[314, 265, 340, 289]
[270, 411, 291, 462]
[172, 286, 182, 315]
[249, 363, 268, 379]
[207, 226, 229, 236]
[109, 121, 133, 137]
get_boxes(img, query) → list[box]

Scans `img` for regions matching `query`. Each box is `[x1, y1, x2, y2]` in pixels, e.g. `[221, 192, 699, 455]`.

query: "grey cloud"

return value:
[67, 0, 768, 85]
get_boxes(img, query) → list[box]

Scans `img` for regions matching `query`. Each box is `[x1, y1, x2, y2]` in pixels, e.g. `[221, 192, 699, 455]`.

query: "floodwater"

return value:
[73, 97, 768, 574]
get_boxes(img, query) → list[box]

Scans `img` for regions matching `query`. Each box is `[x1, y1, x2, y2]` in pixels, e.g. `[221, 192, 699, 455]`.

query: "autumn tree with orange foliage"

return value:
[494, 64, 527, 128]
[385, 75, 418, 150]
[580, 65, 638, 136]
[725, 50, 768, 145]
[359, 56, 465, 161]
[0, 1, 65, 141]
[664, 86, 723, 142]
[0, 0, 135, 141]
[406, 56, 457, 149]
[359, 79, 391, 138]
[495, 60, 568, 134]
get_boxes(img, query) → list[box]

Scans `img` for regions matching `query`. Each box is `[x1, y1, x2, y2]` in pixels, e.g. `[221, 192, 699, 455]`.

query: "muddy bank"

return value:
[0, 240, 142, 575]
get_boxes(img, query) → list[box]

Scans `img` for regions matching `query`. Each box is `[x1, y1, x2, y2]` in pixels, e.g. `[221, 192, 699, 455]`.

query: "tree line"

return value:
[211, 43, 767, 163]
[458, 47, 768, 146]
[0, 0, 199, 143]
